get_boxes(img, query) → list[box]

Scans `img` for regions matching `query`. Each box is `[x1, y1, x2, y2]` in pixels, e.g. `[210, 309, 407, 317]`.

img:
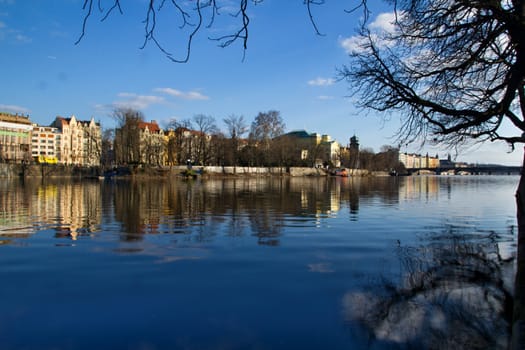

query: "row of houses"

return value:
[398, 152, 469, 169]
[5, 111, 476, 171]
[0, 112, 101, 166]
[398, 153, 440, 169]
[1, 112, 350, 168]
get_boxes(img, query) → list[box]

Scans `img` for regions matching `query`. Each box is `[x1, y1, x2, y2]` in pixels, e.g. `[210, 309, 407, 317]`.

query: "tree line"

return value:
[101, 107, 405, 173]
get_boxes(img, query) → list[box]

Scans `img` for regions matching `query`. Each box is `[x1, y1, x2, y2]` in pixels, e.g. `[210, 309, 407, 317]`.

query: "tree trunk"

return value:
[512, 148, 525, 349]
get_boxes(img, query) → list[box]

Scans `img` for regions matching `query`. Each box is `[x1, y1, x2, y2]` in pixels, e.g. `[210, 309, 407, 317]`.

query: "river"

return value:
[0, 175, 517, 349]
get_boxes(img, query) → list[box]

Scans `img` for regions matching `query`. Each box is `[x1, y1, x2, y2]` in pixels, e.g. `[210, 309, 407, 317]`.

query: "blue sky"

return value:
[0, 0, 522, 165]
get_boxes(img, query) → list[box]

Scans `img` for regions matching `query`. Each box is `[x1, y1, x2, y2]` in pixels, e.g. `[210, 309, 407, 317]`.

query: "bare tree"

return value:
[113, 108, 143, 165]
[249, 110, 285, 165]
[250, 110, 285, 142]
[193, 114, 218, 165]
[340, 2, 525, 150]
[372, 145, 402, 172]
[165, 118, 193, 165]
[100, 128, 114, 168]
[357, 147, 374, 171]
[209, 131, 228, 166]
[223, 114, 248, 166]
[338, 1, 525, 342]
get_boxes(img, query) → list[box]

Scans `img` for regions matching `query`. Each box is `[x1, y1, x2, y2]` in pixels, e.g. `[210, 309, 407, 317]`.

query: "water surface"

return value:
[0, 176, 517, 349]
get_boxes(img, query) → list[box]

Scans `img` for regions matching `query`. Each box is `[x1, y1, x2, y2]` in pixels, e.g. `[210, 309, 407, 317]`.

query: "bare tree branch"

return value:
[340, 0, 525, 150]
[76, 1, 369, 62]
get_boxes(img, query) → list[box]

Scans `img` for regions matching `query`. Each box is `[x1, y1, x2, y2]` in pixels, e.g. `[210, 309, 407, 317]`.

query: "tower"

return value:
[349, 135, 359, 169]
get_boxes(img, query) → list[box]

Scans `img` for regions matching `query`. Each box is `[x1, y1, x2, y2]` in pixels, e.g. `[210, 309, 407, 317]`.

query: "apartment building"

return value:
[138, 120, 166, 165]
[31, 124, 59, 163]
[0, 112, 32, 163]
[51, 116, 101, 166]
[399, 152, 440, 169]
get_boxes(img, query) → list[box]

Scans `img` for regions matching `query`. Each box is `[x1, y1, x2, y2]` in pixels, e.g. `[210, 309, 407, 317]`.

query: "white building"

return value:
[51, 116, 101, 166]
[31, 124, 59, 163]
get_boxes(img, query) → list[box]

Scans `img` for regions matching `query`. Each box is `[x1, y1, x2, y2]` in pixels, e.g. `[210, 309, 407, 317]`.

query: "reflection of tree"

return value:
[339, 177, 402, 219]
[342, 225, 514, 349]
[105, 177, 408, 245]
[112, 179, 164, 240]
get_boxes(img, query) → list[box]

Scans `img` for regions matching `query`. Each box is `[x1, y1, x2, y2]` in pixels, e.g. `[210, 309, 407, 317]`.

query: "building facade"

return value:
[51, 116, 101, 166]
[399, 152, 440, 169]
[278, 130, 342, 167]
[138, 120, 166, 165]
[0, 113, 32, 163]
[31, 124, 59, 163]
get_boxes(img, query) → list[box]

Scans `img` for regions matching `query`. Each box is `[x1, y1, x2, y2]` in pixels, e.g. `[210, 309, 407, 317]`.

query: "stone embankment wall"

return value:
[201, 166, 287, 175]
[197, 166, 371, 177]
[0, 164, 102, 178]
[0, 163, 373, 178]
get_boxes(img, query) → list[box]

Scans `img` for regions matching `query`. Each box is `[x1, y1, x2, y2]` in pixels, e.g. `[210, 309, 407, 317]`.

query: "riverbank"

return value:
[0, 164, 376, 178]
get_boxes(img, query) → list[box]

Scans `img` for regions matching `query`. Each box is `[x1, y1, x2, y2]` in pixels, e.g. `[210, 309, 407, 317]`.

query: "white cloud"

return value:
[15, 33, 31, 43]
[0, 20, 32, 43]
[0, 104, 31, 115]
[308, 77, 334, 87]
[339, 11, 403, 55]
[339, 34, 370, 55]
[369, 12, 401, 34]
[154, 87, 209, 100]
[111, 92, 165, 110]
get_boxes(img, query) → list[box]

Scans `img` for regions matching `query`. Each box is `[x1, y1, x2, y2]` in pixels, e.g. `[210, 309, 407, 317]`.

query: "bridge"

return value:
[406, 165, 522, 175]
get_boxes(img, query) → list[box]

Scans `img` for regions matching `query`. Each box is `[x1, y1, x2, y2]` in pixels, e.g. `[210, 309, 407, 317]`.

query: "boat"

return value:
[332, 168, 349, 177]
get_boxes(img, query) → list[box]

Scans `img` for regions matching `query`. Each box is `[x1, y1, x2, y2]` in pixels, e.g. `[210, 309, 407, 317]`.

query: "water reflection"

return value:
[342, 224, 515, 349]
[0, 175, 517, 349]
[0, 176, 511, 246]
[1, 176, 386, 247]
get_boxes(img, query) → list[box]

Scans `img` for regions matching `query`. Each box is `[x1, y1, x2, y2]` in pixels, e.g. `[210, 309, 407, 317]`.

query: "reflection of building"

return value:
[0, 180, 35, 238]
[31, 181, 102, 239]
[399, 176, 439, 200]
[0, 112, 32, 163]
[51, 116, 101, 166]
[289, 178, 340, 216]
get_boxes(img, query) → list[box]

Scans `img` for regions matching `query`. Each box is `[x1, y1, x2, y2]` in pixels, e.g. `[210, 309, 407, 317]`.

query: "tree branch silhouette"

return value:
[76, 0, 333, 62]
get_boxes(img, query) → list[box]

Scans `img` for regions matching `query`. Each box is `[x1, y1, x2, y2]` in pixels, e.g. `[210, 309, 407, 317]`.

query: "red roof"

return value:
[138, 121, 160, 133]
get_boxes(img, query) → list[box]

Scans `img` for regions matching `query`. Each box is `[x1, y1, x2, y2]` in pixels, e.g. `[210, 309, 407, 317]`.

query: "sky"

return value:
[0, 0, 522, 166]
